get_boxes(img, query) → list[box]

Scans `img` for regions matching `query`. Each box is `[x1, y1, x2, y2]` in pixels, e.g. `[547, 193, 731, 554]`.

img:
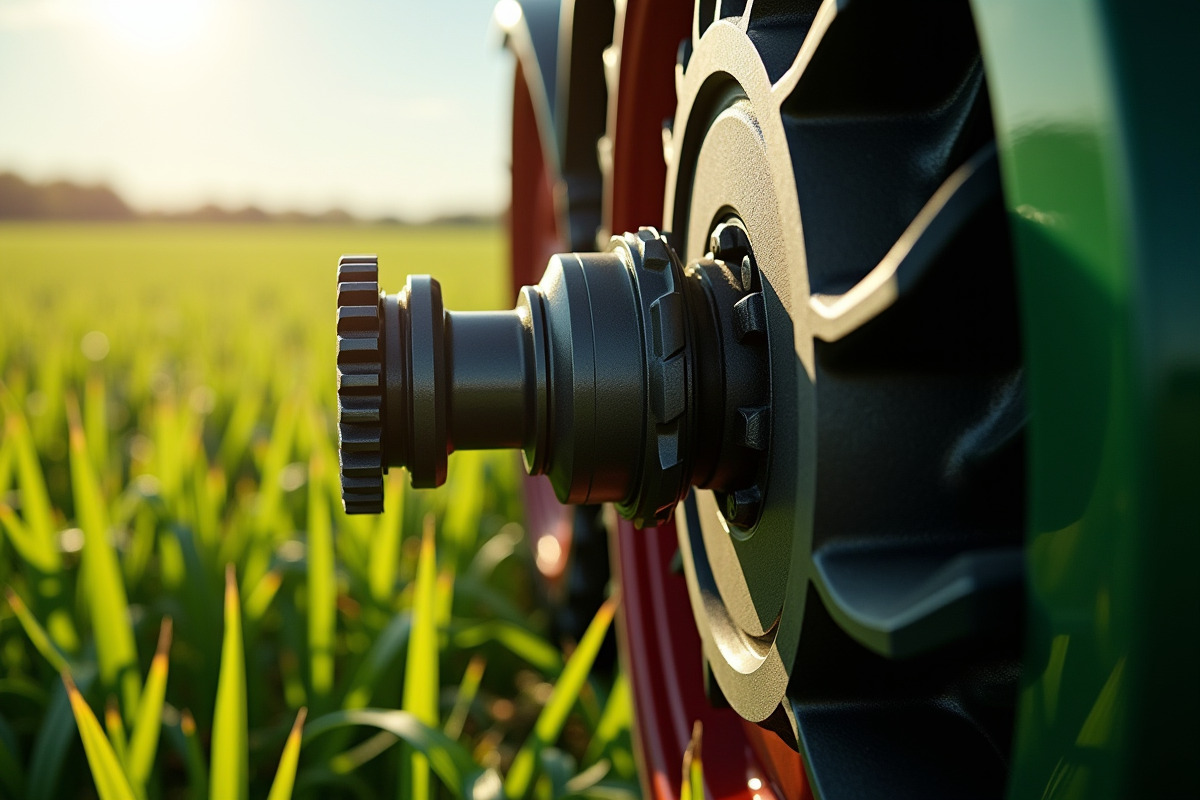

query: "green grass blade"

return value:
[369, 472, 406, 606]
[265, 707, 307, 800]
[327, 730, 400, 774]
[442, 452, 485, 564]
[244, 569, 283, 624]
[402, 515, 441, 800]
[307, 453, 336, 710]
[304, 709, 503, 800]
[0, 502, 56, 573]
[561, 760, 613, 796]
[0, 676, 45, 706]
[0, 427, 12, 502]
[63, 673, 137, 800]
[341, 611, 411, 710]
[504, 594, 620, 799]
[4, 586, 69, 673]
[254, 396, 299, 535]
[210, 566, 248, 800]
[149, 396, 188, 507]
[436, 569, 455, 627]
[565, 779, 642, 800]
[27, 669, 93, 800]
[444, 655, 486, 741]
[104, 697, 130, 773]
[465, 523, 522, 580]
[123, 505, 157, 592]
[68, 397, 140, 717]
[185, 445, 221, 557]
[0, 389, 57, 566]
[1, 395, 78, 654]
[450, 621, 563, 676]
[679, 721, 703, 800]
[215, 382, 263, 469]
[128, 617, 172, 791]
[583, 671, 631, 768]
[178, 710, 209, 800]
[84, 373, 109, 479]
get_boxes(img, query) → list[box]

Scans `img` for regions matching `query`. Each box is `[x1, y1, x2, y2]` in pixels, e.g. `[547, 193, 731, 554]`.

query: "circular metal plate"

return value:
[666, 19, 815, 725]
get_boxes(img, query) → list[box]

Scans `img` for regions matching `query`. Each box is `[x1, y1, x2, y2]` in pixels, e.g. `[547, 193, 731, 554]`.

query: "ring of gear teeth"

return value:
[336, 255, 385, 513]
[615, 227, 691, 526]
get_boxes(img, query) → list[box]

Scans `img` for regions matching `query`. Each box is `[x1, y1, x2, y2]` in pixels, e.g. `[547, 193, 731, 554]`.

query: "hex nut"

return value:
[725, 485, 762, 529]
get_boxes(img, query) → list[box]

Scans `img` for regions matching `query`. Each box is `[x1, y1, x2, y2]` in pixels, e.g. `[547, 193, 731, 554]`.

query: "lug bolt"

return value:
[724, 485, 762, 529]
[740, 254, 756, 291]
[709, 222, 750, 262]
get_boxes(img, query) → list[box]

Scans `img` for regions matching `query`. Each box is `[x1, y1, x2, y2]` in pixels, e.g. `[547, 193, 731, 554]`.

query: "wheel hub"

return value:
[335, 229, 774, 528]
[666, 18, 815, 725]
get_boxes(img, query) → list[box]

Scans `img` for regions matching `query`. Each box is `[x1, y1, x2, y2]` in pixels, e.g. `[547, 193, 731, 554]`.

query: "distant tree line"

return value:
[0, 171, 498, 226]
[0, 172, 135, 220]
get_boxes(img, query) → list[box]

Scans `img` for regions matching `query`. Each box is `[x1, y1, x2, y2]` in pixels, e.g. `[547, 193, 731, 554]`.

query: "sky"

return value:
[0, 0, 514, 220]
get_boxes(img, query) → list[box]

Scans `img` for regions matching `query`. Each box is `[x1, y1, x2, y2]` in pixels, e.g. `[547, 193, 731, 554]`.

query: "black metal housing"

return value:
[336, 229, 771, 527]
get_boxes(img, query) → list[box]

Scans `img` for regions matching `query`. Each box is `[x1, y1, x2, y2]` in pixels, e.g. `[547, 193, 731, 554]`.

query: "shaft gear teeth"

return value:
[336, 254, 384, 514]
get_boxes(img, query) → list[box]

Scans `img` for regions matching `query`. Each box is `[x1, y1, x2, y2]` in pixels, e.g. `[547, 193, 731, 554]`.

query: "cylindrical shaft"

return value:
[446, 310, 531, 451]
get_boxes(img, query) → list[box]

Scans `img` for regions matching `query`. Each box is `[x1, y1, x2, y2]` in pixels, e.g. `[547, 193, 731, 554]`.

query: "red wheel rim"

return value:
[614, 518, 809, 800]
[606, 2, 809, 797]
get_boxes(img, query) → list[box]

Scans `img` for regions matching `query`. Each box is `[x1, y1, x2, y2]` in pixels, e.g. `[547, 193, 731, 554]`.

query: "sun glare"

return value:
[493, 0, 522, 31]
[89, 0, 209, 51]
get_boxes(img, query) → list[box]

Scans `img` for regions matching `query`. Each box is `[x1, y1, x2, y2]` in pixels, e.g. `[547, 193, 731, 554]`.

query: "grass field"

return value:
[0, 223, 635, 800]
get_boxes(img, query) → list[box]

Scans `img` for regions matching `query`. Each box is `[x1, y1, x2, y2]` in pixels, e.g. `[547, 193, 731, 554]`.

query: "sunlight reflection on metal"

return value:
[493, 0, 522, 31]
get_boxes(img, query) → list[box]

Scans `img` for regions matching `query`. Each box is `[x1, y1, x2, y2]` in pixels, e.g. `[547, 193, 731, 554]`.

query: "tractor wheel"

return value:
[615, 2, 1021, 798]
[609, 2, 1200, 799]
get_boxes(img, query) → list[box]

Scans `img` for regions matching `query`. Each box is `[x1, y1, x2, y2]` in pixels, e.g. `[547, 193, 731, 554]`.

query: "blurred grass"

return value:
[63, 672, 137, 800]
[0, 223, 635, 799]
[211, 566, 248, 800]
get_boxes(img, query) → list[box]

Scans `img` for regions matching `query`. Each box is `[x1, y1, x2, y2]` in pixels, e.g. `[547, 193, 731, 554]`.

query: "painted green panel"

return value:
[972, 2, 1200, 797]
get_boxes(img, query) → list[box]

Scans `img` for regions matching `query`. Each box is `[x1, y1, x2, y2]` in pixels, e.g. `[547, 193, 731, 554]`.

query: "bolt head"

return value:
[709, 222, 750, 262]
[725, 485, 762, 529]
[740, 255, 756, 291]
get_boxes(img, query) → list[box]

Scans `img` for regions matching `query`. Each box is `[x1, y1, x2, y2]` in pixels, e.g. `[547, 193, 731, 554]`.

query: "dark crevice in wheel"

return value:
[788, 583, 1021, 799]
[668, 2, 1026, 798]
